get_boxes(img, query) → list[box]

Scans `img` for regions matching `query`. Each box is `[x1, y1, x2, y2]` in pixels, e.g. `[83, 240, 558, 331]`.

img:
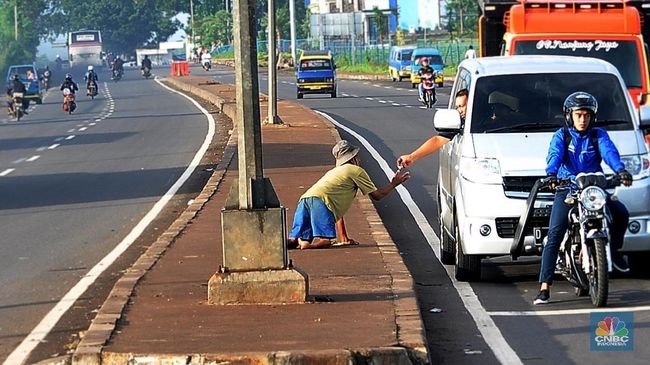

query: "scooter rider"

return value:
[84, 65, 99, 94]
[201, 50, 212, 70]
[6, 74, 29, 115]
[112, 56, 124, 76]
[533, 91, 633, 305]
[417, 57, 436, 103]
[60, 73, 79, 95]
[141, 55, 152, 73]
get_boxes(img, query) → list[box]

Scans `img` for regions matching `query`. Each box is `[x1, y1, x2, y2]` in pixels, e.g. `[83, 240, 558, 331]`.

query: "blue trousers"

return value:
[539, 190, 629, 284]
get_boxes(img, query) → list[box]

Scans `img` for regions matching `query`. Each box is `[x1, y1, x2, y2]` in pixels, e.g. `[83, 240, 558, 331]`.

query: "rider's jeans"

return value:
[418, 83, 424, 99]
[539, 190, 630, 284]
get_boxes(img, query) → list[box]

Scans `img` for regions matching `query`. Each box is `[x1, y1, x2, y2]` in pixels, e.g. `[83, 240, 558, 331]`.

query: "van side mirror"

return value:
[638, 93, 649, 106]
[640, 105, 650, 132]
[433, 109, 462, 132]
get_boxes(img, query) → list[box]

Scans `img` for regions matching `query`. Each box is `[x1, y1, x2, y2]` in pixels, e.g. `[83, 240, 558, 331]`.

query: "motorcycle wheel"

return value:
[588, 239, 609, 307]
[15, 108, 21, 122]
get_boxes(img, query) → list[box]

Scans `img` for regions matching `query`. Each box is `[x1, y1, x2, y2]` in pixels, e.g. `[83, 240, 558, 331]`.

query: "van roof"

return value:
[300, 50, 332, 59]
[390, 45, 415, 51]
[412, 47, 441, 55]
[458, 55, 620, 77]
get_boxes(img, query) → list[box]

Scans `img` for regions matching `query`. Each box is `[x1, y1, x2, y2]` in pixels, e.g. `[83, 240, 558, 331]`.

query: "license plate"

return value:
[533, 227, 549, 246]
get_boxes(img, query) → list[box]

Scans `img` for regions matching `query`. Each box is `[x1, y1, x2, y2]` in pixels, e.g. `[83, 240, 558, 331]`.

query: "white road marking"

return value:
[54, 137, 64, 142]
[48, 144, 60, 150]
[378, 100, 387, 104]
[65, 135, 76, 140]
[316, 110, 523, 365]
[365, 97, 374, 101]
[89, 123, 96, 126]
[79, 127, 88, 131]
[67, 129, 75, 133]
[0, 168, 15, 176]
[392, 103, 401, 106]
[489, 305, 650, 317]
[342, 93, 349, 97]
[12, 158, 26, 164]
[36, 147, 47, 152]
[26, 155, 40, 162]
[3, 76, 217, 365]
[350, 94, 358, 98]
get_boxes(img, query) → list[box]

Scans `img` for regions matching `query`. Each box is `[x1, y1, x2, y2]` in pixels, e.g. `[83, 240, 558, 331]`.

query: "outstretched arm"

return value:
[397, 135, 450, 168]
[369, 170, 410, 201]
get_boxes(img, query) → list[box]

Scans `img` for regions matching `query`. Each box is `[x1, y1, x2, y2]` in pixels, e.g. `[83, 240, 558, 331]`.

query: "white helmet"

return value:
[88, 65, 94, 71]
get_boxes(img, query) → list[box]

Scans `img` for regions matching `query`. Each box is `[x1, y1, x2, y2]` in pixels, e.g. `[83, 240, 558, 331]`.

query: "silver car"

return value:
[435, 56, 650, 281]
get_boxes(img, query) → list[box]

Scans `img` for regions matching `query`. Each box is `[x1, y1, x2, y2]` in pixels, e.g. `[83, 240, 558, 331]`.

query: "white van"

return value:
[434, 56, 650, 281]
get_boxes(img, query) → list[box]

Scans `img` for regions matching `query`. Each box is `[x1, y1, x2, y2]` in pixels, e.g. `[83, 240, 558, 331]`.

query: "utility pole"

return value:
[14, 3, 18, 41]
[208, 0, 307, 307]
[266, 0, 282, 125]
[289, 0, 297, 66]
[190, 0, 195, 48]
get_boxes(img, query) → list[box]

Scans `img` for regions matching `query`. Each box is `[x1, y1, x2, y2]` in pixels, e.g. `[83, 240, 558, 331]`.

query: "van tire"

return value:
[454, 216, 481, 281]
[297, 92, 303, 99]
[412, 83, 416, 89]
[440, 219, 455, 265]
[437, 82, 443, 87]
[391, 70, 397, 82]
[331, 89, 336, 98]
[36, 98, 42, 105]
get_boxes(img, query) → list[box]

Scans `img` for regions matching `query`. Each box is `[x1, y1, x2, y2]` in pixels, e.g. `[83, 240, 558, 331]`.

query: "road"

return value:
[209, 65, 650, 364]
[0, 67, 216, 363]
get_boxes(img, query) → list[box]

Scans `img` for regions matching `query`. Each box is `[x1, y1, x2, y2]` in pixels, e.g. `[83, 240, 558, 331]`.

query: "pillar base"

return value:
[208, 267, 308, 305]
[263, 115, 284, 125]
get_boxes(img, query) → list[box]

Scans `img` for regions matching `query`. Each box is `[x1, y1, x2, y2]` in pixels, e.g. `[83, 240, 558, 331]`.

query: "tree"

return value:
[0, 1, 48, 72]
[195, 10, 232, 48]
[445, 0, 479, 36]
[45, 0, 185, 54]
[372, 7, 388, 44]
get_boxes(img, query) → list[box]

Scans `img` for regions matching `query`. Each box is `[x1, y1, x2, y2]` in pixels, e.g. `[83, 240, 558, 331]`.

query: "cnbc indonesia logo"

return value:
[594, 316, 631, 349]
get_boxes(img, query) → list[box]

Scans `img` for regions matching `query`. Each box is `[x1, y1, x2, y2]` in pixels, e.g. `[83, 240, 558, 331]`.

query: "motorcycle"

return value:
[111, 68, 123, 82]
[87, 81, 98, 99]
[62, 88, 76, 114]
[11, 92, 24, 121]
[141, 67, 151, 79]
[41, 72, 51, 91]
[513, 172, 621, 307]
[202, 59, 211, 71]
[420, 72, 436, 109]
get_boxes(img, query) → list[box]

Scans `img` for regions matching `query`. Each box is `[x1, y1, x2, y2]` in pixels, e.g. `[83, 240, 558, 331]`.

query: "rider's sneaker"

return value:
[533, 290, 550, 305]
[418, 96, 424, 103]
[612, 253, 630, 273]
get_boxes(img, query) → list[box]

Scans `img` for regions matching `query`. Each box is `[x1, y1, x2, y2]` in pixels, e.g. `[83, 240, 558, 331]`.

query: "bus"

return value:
[68, 30, 103, 68]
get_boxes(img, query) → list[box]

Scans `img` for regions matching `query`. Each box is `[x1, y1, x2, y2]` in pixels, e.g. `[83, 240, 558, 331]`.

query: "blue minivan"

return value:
[6, 64, 43, 104]
[410, 47, 445, 88]
[388, 46, 414, 82]
[296, 50, 337, 99]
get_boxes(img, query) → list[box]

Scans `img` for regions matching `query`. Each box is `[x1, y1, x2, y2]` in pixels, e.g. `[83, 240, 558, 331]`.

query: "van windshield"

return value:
[415, 55, 443, 65]
[513, 40, 643, 88]
[470, 72, 633, 134]
[401, 51, 413, 61]
[300, 59, 332, 71]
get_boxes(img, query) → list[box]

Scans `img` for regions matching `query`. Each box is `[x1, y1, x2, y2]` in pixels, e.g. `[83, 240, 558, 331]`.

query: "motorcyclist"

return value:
[84, 65, 99, 94]
[533, 91, 633, 305]
[417, 57, 436, 103]
[42, 66, 51, 86]
[55, 54, 63, 71]
[6, 74, 29, 115]
[60, 73, 79, 95]
[141, 55, 152, 72]
[112, 56, 124, 77]
[201, 50, 212, 70]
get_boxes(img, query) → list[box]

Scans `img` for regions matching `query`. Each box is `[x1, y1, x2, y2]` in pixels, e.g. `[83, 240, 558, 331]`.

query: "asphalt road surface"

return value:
[210, 65, 650, 365]
[0, 66, 216, 363]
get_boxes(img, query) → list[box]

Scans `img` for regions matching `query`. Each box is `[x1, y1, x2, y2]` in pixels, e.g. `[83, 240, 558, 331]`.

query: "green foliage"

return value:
[445, 0, 479, 36]
[196, 10, 232, 47]
[46, 0, 184, 54]
[0, 1, 47, 74]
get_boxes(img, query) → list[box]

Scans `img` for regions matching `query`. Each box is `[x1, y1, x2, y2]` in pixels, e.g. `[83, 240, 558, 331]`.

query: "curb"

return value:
[68, 76, 429, 365]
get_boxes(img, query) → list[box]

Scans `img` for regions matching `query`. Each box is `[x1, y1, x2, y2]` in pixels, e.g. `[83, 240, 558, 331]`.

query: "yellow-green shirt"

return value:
[301, 164, 377, 220]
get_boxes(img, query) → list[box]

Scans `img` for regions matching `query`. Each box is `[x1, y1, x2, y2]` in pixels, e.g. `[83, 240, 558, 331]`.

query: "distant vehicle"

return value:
[68, 30, 103, 68]
[410, 47, 444, 88]
[296, 50, 337, 99]
[388, 46, 414, 82]
[6, 64, 42, 104]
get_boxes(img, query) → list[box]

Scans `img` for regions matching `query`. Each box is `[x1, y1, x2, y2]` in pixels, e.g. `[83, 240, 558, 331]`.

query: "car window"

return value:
[451, 68, 472, 108]
[300, 59, 332, 71]
[8, 66, 36, 81]
[470, 72, 633, 133]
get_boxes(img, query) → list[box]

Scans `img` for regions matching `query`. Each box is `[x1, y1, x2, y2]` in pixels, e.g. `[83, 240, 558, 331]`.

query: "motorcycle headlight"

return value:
[620, 153, 650, 179]
[580, 186, 607, 211]
[460, 157, 502, 184]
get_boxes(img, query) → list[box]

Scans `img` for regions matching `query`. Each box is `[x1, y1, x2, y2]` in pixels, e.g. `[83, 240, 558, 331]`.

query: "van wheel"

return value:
[412, 83, 416, 89]
[297, 92, 303, 99]
[391, 71, 397, 82]
[437, 82, 444, 88]
[440, 218, 455, 265]
[36, 98, 43, 105]
[331, 89, 336, 98]
[454, 217, 481, 281]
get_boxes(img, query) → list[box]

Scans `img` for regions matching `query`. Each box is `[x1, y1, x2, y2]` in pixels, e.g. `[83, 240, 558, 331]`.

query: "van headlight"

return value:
[325, 77, 333, 82]
[298, 79, 305, 83]
[460, 157, 502, 184]
[620, 153, 650, 179]
[580, 186, 607, 211]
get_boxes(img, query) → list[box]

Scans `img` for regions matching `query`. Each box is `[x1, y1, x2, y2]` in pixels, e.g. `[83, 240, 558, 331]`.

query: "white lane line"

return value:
[405, 105, 413, 108]
[67, 129, 76, 133]
[490, 305, 650, 317]
[26, 155, 40, 162]
[378, 100, 387, 104]
[373, 84, 381, 87]
[89, 123, 96, 126]
[0, 168, 15, 176]
[392, 103, 401, 106]
[12, 158, 26, 164]
[365, 97, 374, 101]
[342, 93, 349, 97]
[419, 106, 427, 109]
[37, 147, 47, 152]
[3, 76, 217, 365]
[350, 94, 358, 98]
[79, 127, 88, 131]
[65, 135, 76, 140]
[48, 144, 60, 150]
[54, 137, 64, 142]
[316, 111, 523, 365]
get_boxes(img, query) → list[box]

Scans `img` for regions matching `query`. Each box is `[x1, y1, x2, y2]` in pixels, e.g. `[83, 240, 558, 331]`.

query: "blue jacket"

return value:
[545, 127, 625, 179]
